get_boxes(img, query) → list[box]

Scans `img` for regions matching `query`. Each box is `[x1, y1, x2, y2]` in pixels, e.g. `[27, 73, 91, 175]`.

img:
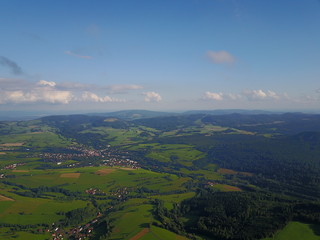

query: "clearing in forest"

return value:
[213, 184, 242, 192]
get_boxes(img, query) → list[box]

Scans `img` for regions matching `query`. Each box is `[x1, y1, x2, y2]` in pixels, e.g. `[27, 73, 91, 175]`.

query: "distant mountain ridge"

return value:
[0, 109, 314, 121]
[87, 109, 178, 119]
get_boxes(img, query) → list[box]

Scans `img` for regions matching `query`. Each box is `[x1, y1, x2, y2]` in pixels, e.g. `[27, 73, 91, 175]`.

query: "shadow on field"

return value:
[310, 224, 320, 236]
[139, 223, 149, 228]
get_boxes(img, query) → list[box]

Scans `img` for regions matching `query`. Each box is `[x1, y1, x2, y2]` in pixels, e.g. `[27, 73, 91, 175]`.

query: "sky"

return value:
[0, 0, 320, 114]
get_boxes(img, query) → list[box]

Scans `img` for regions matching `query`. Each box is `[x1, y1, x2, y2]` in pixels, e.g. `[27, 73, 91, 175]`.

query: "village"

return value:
[39, 211, 103, 240]
[39, 145, 141, 169]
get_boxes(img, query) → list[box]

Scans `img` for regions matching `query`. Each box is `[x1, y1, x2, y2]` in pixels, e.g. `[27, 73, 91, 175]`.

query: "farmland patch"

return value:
[0, 142, 24, 147]
[129, 228, 149, 240]
[212, 184, 242, 192]
[95, 168, 115, 175]
[0, 194, 14, 201]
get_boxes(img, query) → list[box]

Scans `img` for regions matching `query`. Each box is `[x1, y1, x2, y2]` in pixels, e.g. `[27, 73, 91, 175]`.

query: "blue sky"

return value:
[0, 0, 320, 113]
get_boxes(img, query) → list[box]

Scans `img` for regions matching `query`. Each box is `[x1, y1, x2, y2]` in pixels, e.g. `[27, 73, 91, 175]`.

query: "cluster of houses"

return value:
[206, 181, 216, 187]
[0, 163, 26, 178]
[85, 188, 105, 196]
[38, 144, 141, 169]
[43, 212, 103, 240]
[1, 162, 25, 170]
[111, 187, 130, 199]
[40, 147, 103, 162]
[101, 158, 140, 169]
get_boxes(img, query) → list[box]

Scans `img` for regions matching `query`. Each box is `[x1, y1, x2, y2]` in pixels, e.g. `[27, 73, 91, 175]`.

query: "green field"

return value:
[263, 222, 320, 240]
[139, 225, 189, 240]
[128, 143, 205, 167]
[0, 227, 50, 240]
[0, 166, 191, 228]
[109, 198, 153, 239]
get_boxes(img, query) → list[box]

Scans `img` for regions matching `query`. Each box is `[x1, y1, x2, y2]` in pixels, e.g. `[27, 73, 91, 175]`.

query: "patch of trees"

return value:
[203, 133, 320, 198]
[3, 181, 83, 199]
[59, 205, 98, 226]
[90, 218, 113, 240]
[0, 223, 49, 230]
[153, 189, 320, 240]
[180, 190, 293, 240]
[201, 113, 320, 135]
[133, 114, 204, 131]
[153, 199, 185, 235]
[150, 130, 320, 199]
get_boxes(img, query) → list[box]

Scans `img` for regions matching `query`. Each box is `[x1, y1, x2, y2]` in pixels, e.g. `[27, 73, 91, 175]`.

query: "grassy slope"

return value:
[263, 222, 320, 240]
[139, 225, 189, 240]
[0, 228, 50, 240]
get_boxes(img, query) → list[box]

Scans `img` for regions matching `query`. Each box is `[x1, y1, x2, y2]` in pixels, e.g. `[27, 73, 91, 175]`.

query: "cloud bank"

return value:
[243, 89, 280, 101]
[0, 88, 73, 104]
[0, 78, 153, 105]
[203, 89, 283, 101]
[0, 79, 126, 105]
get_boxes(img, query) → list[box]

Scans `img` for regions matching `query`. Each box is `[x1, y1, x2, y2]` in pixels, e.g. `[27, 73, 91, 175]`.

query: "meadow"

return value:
[0, 166, 193, 237]
[263, 222, 320, 240]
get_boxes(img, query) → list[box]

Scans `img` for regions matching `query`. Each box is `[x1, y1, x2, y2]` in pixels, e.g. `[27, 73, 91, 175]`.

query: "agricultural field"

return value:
[0, 165, 195, 239]
[0, 227, 51, 240]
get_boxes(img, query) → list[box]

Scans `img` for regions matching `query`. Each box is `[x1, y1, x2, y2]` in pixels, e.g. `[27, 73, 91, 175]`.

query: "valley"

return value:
[0, 111, 320, 240]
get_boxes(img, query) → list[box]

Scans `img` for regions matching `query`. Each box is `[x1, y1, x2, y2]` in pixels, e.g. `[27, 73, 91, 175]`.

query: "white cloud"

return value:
[0, 78, 137, 105]
[0, 89, 73, 104]
[243, 89, 280, 101]
[81, 91, 125, 103]
[203, 91, 241, 101]
[206, 50, 235, 64]
[37, 80, 56, 87]
[203, 91, 224, 101]
[39, 90, 74, 104]
[143, 91, 162, 102]
[65, 50, 92, 59]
